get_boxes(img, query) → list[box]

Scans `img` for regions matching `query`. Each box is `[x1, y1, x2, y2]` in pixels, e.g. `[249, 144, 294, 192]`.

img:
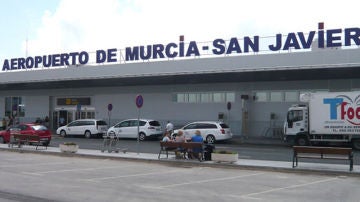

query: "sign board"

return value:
[108, 103, 113, 111]
[227, 102, 231, 110]
[135, 95, 143, 108]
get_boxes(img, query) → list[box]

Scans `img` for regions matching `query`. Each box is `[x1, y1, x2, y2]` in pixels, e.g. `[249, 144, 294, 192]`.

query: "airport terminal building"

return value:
[1, 24, 360, 139]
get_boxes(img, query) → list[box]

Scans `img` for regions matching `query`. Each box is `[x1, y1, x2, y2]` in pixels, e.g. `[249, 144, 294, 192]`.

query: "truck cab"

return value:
[284, 104, 309, 145]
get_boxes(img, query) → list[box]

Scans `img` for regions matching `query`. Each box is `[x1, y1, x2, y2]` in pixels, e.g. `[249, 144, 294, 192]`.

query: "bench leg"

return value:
[292, 152, 298, 168]
[350, 154, 354, 171]
[158, 149, 162, 159]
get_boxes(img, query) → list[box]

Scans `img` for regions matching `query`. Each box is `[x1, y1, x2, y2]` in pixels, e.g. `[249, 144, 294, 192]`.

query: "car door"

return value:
[115, 120, 131, 138]
[66, 121, 80, 135]
[197, 123, 217, 139]
[127, 120, 141, 138]
[18, 125, 32, 135]
[182, 123, 198, 139]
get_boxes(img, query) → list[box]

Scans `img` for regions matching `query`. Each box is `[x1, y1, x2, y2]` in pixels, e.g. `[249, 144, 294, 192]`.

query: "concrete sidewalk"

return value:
[0, 143, 358, 176]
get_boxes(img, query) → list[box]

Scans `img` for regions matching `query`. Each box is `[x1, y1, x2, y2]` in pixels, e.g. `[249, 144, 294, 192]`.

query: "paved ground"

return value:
[0, 148, 359, 202]
[1, 143, 359, 175]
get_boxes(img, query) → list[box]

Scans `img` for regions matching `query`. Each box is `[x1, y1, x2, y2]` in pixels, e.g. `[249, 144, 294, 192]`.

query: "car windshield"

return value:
[31, 125, 48, 131]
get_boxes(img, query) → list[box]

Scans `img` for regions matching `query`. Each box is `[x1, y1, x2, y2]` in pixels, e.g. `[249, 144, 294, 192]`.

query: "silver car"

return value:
[107, 119, 162, 141]
[173, 121, 233, 144]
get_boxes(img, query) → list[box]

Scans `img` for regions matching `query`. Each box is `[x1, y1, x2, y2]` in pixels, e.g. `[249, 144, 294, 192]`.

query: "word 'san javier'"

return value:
[3, 26, 360, 71]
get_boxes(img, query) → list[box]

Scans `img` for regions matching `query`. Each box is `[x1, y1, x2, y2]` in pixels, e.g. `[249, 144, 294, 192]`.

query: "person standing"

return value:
[7, 116, 13, 128]
[1, 118, 6, 130]
[165, 121, 174, 134]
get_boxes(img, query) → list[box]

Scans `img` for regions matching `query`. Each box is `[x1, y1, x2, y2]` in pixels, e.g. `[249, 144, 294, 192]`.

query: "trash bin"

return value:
[204, 144, 215, 161]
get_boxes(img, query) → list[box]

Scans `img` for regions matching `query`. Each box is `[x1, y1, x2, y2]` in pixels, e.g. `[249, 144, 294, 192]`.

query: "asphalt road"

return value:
[49, 136, 360, 164]
[1, 151, 359, 202]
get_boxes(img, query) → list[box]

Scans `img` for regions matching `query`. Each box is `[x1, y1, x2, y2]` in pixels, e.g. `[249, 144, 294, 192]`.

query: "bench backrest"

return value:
[294, 146, 352, 155]
[13, 134, 40, 141]
[160, 141, 182, 148]
[160, 141, 203, 149]
[181, 142, 203, 149]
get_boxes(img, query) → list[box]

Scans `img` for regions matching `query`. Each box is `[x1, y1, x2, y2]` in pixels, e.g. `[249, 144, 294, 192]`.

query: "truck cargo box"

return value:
[306, 92, 360, 135]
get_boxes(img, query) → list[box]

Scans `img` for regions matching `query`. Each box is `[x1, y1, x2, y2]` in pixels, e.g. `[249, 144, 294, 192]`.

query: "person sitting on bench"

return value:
[189, 130, 203, 159]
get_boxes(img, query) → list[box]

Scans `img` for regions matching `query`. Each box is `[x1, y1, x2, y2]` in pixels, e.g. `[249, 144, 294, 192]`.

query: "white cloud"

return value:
[24, 0, 360, 56]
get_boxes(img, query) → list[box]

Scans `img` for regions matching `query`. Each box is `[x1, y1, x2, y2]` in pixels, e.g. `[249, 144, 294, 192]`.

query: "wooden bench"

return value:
[158, 141, 203, 161]
[10, 134, 47, 150]
[292, 146, 354, 171]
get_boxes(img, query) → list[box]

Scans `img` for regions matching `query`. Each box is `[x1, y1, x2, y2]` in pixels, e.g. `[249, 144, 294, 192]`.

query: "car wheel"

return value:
[60, 130, 67, 137]
[206, 135, 216, 144]
[84, 131, 92, 139]
[0, 136, 4, 143]
[139, 132, 146, 141]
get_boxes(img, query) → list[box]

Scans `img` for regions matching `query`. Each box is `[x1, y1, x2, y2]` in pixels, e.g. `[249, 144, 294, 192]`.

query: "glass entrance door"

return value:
[52, 108, 95, 130]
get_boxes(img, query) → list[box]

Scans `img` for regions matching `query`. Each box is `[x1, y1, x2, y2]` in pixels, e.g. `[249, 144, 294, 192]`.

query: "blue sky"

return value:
[0, 0, 59, 58]
[1, 0, 359, 62]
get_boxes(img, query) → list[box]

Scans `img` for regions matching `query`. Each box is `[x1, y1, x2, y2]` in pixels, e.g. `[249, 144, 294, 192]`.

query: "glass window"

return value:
[149, 121, 161, 126]
[226, 92, 235, 102]
[270, 92, 283, 102]
[175, 92, 235, 103]
[119, 121, 130, 127]
[254, 92, 267, 102]
[200, 93, 211, 103]
[287, 110, 303, 122]
[96, 120, 107, 126]
[177, 93, 187, 103]
[213, 93, 223, 102]
[188, 93, 197, 103]
[184, 124, 197, 130]
[284, 91, 299, 102]
[5, 96, 25, 117]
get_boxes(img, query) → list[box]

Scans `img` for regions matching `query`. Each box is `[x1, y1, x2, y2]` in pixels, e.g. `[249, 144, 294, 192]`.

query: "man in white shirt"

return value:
[165, 121, 174, 134]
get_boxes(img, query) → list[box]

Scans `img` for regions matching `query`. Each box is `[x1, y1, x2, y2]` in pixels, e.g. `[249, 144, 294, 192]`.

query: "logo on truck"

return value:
[323, 95, 360, 125]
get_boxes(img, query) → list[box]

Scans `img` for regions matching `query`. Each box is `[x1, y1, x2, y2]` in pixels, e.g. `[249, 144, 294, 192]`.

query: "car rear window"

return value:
[149, 121, 160, 126]
[32, 125, 48, 131]
[220, 123, 229, 128]
[97, 120, 107, 126]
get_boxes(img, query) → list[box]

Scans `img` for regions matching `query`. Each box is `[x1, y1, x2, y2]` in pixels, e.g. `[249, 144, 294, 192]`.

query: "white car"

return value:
[56, 119, 108, 138]
[173, 121, 233, 144]
[107, 119, 162, 141]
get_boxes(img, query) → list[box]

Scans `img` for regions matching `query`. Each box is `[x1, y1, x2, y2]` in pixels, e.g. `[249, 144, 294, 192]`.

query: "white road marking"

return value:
[0, 162, 70, 168]
[232, 176, 339, 199]
[84, 169, 186, 182]
[145, 172, 265, 189]
[22, 165, 136, 176]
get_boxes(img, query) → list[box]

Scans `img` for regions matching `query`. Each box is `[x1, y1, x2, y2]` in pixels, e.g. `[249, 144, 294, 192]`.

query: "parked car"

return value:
[56, 119, 108, 138]
[172, 121, 233, 144]
[107, 119, 162, 141]
[0, 123, 52, 146]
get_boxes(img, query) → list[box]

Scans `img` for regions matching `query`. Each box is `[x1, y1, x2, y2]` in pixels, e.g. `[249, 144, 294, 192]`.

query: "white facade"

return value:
[1, 47, 360, 138]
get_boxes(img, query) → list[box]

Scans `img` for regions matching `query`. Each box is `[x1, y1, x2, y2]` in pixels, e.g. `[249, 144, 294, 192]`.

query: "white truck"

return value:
[284, 91, 360, 149]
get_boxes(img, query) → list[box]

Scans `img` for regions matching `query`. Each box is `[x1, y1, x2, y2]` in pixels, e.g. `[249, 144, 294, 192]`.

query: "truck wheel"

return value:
[295, 136, 308, 146]
[352, 139, 360, 150]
